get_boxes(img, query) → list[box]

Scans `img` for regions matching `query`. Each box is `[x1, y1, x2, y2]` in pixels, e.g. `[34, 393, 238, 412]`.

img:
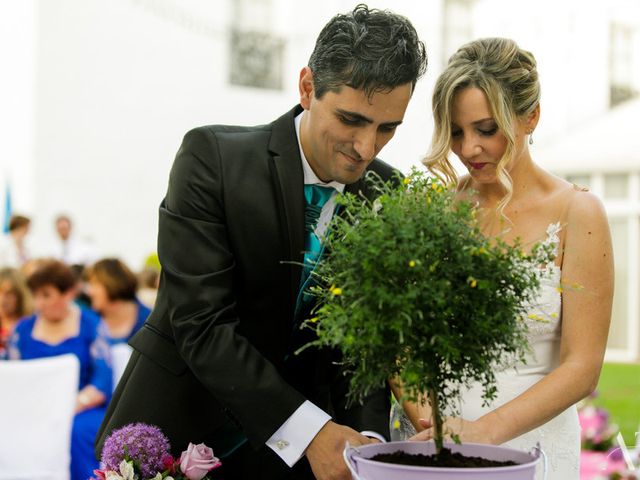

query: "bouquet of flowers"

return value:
[92, 423, 221, 480]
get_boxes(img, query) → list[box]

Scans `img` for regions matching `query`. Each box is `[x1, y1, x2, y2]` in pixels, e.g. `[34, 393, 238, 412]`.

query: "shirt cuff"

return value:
[265, 400, 331, 467]
[360, 430, 387, 443]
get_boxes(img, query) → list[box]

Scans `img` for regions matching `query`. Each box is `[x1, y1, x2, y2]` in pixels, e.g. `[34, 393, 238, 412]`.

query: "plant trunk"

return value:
[429, 389, 444, 454]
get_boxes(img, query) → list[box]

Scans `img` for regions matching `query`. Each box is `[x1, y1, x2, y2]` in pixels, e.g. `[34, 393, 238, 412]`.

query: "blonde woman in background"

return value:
[395, 38, 614, 479]
[0, 268, 31, 358]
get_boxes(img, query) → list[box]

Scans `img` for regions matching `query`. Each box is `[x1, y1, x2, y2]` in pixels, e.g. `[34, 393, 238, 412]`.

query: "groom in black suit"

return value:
[96, 5, 427, 479]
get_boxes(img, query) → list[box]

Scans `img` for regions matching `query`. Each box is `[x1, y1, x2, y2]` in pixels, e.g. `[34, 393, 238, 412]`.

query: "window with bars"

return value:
[229, 0, 283, 90]
[229, 29, 284, 90]
[442, 0, 475, 66]
[610, 23, 638, 107]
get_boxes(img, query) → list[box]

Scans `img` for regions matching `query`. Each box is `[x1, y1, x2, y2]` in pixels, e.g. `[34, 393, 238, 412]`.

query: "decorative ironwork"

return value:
[230, 29, 284, 90]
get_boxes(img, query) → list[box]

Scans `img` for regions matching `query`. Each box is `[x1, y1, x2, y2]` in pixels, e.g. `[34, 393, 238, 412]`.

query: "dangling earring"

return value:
[528, 130, 534, 145]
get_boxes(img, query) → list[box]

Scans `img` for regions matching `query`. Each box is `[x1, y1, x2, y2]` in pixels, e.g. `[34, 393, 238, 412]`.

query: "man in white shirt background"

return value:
[52, 214, 98, 267]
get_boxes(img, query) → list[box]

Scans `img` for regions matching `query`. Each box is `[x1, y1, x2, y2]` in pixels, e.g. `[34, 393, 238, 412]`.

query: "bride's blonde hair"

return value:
[423, 37, 540, 215]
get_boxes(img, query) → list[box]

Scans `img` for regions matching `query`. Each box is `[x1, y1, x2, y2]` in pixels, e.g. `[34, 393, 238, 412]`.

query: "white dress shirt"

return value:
[0, 234, 30, 268]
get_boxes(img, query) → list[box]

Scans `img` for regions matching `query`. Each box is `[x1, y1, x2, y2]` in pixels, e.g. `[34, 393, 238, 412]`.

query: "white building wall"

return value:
[5, 0, 640, 356]
[0, 1, 37, 216]
[471, 0, 611, 145]
[32, 0, 236, 266]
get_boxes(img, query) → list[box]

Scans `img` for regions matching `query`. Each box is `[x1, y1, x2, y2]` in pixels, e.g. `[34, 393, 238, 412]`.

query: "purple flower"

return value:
[101, 423, 171, 478]
[597, 408, 610, 423]
[608, 446, 624, 461]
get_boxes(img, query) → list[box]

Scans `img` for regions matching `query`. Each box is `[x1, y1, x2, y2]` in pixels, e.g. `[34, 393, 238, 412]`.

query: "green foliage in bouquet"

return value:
[303, 169, 555, 452]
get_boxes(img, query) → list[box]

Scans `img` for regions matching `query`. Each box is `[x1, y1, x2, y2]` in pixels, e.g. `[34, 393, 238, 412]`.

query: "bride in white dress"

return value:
[394, 38, 614, 479]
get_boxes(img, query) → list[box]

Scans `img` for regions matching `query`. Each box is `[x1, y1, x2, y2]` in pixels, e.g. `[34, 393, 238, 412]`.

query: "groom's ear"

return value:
[299, 67, 315, 110]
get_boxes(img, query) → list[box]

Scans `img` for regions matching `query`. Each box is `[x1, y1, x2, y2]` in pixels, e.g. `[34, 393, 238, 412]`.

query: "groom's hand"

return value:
[305, 420, 376, 480]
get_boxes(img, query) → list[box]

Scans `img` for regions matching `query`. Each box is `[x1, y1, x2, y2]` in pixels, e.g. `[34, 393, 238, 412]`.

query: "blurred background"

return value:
[0, 0, 638, 366]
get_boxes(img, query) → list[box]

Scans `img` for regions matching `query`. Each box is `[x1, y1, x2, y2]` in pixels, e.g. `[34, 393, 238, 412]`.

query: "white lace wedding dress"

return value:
[391, 223, 580, 479]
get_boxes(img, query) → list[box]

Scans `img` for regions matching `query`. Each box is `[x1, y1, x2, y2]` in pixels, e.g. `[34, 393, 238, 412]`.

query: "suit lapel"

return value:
[344, 177, 366, 197]
[268, 106, 306, 310]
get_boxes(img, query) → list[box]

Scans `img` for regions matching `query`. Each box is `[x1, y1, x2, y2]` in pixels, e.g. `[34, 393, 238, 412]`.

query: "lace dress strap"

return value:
[542, 222, 562, 258]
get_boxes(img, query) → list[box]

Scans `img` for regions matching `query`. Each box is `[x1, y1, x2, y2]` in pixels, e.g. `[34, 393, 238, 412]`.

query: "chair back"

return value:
[110, 343, 133, 390]
[0, 354, 79, 480]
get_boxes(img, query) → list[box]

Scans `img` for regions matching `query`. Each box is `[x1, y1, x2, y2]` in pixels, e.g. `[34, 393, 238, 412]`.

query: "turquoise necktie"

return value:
[296, 184, 335, 311]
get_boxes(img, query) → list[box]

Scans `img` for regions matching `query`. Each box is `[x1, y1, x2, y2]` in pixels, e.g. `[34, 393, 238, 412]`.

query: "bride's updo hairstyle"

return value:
[424, 37, 540, 213]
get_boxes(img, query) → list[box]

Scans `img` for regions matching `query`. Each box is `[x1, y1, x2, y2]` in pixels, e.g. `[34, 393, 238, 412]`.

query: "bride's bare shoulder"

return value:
[557, 178, 607, 233]
[545, 172, 589, 194]
[550, 174, 596, 201]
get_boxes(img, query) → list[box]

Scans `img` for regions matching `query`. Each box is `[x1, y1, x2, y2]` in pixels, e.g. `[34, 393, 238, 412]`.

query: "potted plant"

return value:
[301, 169, 555, 479]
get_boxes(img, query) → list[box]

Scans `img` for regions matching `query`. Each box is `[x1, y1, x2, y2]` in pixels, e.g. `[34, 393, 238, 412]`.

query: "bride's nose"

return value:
[461, 136, 481, 158]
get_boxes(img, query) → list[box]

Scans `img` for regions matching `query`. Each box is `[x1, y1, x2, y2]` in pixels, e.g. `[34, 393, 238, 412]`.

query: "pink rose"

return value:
[92, 470, 107, 480]
[179, 443, 221, 480]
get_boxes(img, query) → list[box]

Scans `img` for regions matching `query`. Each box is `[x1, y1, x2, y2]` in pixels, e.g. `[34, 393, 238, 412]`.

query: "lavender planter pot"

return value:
[344, 441, 546, 480]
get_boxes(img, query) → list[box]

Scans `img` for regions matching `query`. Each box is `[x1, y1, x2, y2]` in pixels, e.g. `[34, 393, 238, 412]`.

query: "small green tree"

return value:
[303, 170, 555, 453]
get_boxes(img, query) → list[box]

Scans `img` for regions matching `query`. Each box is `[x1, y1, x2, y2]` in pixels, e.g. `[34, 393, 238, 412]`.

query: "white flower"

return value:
[372, 198, 382, 214]
[104, 472, 125, 480]
[118, 460, 135, 480]
[150, 475, 165, 480]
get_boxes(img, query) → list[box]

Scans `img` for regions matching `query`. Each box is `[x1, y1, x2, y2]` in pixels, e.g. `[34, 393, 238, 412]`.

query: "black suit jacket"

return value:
[96, 105, 396, 463]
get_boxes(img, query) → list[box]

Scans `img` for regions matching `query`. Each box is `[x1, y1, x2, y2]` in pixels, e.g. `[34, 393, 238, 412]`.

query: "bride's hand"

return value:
[408, 417, 498, 445]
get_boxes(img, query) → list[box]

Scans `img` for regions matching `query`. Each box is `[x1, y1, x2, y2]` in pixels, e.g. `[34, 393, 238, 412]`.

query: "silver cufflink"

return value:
[276, 440, 290, 450]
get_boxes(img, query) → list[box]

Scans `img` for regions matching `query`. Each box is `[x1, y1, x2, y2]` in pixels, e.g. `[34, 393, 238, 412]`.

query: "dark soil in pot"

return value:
[371, 448, 519, 468]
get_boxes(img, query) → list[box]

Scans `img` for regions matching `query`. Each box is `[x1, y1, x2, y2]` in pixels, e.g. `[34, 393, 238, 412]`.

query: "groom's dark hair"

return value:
[308, 4, 427, 99]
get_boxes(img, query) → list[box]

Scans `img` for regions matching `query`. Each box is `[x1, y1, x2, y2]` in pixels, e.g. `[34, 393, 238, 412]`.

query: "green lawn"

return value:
[593, 362, 640, 445]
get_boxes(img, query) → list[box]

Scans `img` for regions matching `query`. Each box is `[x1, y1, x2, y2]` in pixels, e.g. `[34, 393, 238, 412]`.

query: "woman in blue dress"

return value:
[8, 259, 111, 480]
[85, 258, 151, 346]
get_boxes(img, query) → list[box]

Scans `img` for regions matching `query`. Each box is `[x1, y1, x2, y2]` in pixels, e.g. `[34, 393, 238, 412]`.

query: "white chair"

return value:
[0, 354, 79, 480]
[110, 343, 133, 391]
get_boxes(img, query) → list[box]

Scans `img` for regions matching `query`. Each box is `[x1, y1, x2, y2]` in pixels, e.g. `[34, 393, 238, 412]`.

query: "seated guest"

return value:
[8, 259, 111, 480]
[69, 264, 92, 311]
[52, 214, 99, 267]
[19, 257, 46, 279]
[0, 215, 32, 268]
[86, 258, 151, 345]
[0, 268, 32, 359]
[136, 266, 159, 309]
